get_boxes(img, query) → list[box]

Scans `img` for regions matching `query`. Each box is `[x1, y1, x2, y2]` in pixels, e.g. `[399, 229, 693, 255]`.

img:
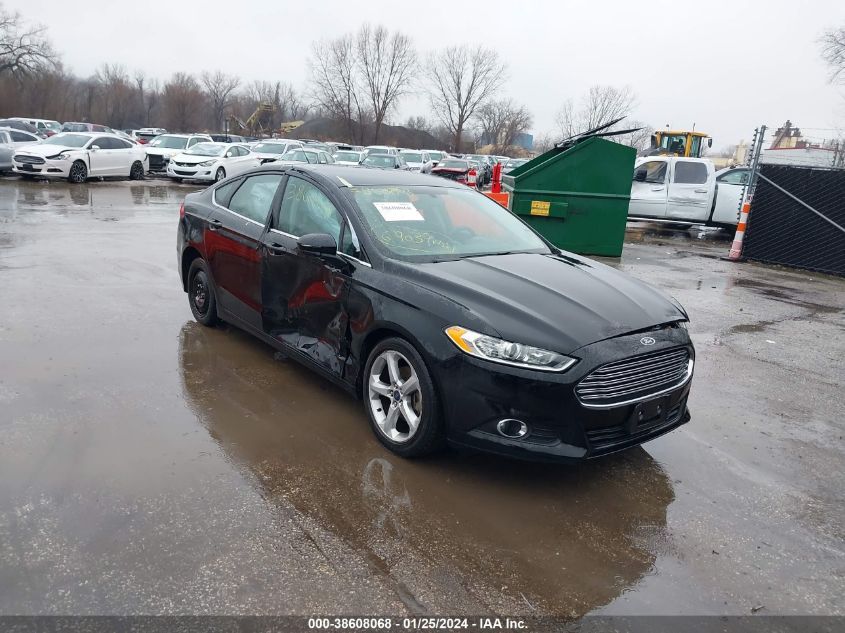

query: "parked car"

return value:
[0, 127, 42, 172]
[132, 128, 167, 144]
[251, 140, 304, 164]
[177, 164, 693, 461]
[466, 154, 492, 185]
[210, 134, 247, 143]
[628, 157, 736, 226]
[503, 158, 528, 174]
[363, 145, 398, 157]
[399, 150, 434, 173]
[12, 132, 147, 182]
[274, 148, 336, 165]
[9, 117, 62, 137]
[711, 166, 750, 226]
[146, 133, 213, 172]
[431, 158, 479, 188]
[166, 142, 261, 182]
[61, 122, 114, 134]
[0, 119, 41, 136]
[361, 153, 409, 170]
[333, 150, 364, 166]
[422, 150, 445, 166]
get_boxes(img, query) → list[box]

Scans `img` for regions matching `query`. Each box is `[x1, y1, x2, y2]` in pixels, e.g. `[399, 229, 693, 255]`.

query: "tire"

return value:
[363, 337, 443, 457]
[214, 167, 226, 182]
[129, 161, 144, 180]
[171, 177, 183, 183]
[187, 259, 219, 327]
[68, 160, 87, 184]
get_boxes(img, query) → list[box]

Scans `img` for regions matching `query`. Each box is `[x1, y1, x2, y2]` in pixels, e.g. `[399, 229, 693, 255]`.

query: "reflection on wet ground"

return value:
[1, 178, 844, 617]
[180, 322, 673, 615]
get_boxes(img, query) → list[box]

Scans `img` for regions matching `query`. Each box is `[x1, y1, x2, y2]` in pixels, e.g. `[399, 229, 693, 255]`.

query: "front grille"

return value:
[576, 348, 691, 407]
[14, 155, 45, 165]
[173, 161, 196, 167]
[148, 155, 165, 169]
[586, 401, 686, 455]
[174, 170, 195, 176]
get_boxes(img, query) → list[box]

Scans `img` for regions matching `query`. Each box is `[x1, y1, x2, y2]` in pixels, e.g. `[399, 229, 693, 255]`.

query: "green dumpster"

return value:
[502, 137, 635, 257]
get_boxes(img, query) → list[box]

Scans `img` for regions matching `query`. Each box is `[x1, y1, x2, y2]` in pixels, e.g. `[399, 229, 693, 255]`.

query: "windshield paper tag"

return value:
[373, 202, 424, 222]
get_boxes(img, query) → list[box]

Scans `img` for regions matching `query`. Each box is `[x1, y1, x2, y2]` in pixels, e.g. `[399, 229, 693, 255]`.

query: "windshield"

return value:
[506, 159, 528, 168]
[363, 155, 395, 168]
[428, 151, 443, 160]
[62, 123, 88, 132]
[149, 135, 188, 149]
[348, 185, 549, 260]
[401, 152, 422, 163]
[185, 143, 226, 157]
[253, 142, 288, 154]
[42, 133, 91, 147]
[45, 122, 62, 132]
[335, 151, 362, 162]
[281, 150, 316, 163]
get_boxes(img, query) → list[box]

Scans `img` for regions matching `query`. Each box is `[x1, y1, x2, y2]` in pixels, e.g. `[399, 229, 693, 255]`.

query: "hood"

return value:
[16, 143, 72, 156]
[146, 147, 184, 157]
[171, 152, 217, 164]
[399, 252, 685, 354]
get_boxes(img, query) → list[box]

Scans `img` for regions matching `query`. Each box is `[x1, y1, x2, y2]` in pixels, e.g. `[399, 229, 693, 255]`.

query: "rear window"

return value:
[674, 161, 709, 184]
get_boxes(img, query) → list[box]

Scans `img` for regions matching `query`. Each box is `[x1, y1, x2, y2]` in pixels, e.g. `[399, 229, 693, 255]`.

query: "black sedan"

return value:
[177, 165, 694, 461]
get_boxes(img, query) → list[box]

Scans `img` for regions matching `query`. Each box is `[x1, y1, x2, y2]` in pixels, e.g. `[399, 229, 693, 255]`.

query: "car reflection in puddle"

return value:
[178, 321, 675, 616]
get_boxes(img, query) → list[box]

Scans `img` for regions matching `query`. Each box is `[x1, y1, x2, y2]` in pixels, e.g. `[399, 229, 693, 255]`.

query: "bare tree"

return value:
[0, 3, 56, 78]
[356, 24, 415, 143]
[201, 70, 240, 131]
[820, 26, 845, 83]
[476, 98, 533, 151]
[426, 45, 505, 151]
[162, 72, 204, 132]
[555, 85, 636, 139]
[614, 120, 653, 151]
[308, 34, 371, 143]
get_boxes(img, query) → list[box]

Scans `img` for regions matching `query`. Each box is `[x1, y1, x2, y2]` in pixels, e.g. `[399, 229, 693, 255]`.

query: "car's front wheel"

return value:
[68, 160, 87, 184]
[129, 161, 144, 180]
[214, 167, 226, 182]
[187, 259, 218, 327]
[363, 337, 443, 457]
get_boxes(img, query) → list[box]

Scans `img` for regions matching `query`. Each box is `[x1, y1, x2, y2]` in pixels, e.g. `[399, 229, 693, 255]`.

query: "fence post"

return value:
[727, 125, 766, 261]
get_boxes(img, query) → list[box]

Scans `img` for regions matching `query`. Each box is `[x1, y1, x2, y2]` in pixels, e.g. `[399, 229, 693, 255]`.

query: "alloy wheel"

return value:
[215, 167, 225, 182]
[191, 273, 209, 316]
[367, 350, 422, 443]
[69, 162, 87, 183]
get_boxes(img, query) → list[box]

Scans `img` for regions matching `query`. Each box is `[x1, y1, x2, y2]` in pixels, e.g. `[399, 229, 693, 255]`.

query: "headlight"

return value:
[444, 326, 577, 372]
[46, 152, 69, 160]
[198, 160, 216, 167]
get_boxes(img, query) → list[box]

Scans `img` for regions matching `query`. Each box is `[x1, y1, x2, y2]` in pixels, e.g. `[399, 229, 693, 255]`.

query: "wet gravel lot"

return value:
[0, 177, 843, 618]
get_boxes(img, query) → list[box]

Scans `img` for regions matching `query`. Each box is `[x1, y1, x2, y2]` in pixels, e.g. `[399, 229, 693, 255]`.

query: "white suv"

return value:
[145, 134, 212, 172]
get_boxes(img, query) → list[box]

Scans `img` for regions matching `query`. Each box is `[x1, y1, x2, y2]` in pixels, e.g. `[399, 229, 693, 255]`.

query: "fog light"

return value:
[496, 419, 529, 439]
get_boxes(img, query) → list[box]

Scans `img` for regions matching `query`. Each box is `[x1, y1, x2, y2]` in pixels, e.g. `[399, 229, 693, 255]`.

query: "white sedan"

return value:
[12, 132, 148, 182]
[166, 142, 262, 182]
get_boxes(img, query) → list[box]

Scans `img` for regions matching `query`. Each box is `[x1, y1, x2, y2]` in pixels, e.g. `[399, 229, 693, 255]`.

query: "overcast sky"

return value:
[8, 0, 845, 147]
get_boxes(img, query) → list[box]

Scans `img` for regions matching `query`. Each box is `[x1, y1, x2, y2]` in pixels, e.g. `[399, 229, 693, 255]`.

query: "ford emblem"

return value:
[640, 336, 656, 346]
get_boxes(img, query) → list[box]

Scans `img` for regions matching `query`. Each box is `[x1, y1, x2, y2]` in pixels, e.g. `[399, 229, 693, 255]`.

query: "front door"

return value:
[712, 168, 749, 225]
[205, 173, 284, 331]
[88, 136, 114, 175]
[261, 175, 351, 376]
[666, 159, 713, 222]
[629, 160, 669, 218]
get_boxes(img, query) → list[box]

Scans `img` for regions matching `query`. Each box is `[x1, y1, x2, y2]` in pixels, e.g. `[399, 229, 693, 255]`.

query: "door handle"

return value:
[266, 242, 287, 254]
[208, 219, 222, 231]
[694, 188, 708, 193]
[650, 186, 665, 191]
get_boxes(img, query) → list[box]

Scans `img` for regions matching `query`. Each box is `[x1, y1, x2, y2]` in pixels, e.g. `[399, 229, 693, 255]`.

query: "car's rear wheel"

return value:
[129, 161, 144, 180]
[187, 259, 218, 327]
[214, 167, 226, 182]
[68, 160, 87, 183]
[363, 338, 443, 457]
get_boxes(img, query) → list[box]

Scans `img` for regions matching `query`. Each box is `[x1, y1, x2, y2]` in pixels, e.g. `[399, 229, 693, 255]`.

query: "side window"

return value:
[674, 161, 709, 185]
[10, 131, 34, 142]
[237, 146, 249, 156]
[227, 174, 284, 224]
[119, 139, 133, 149]
[91, 137, 111, 149]
[317, 152, 327, 164]
[718, 169, 749, 185]
[277, 177, 343, 243]
[187, 138, 199, 148]
[340, 223, 363, 260]
[0, 132, 8, 143]
[633, 161, 667, 184]
[213, 178, 242, 207]
[325, 152, 335, 164]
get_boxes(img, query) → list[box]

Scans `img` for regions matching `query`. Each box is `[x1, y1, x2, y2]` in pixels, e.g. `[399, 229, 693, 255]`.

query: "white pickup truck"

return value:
[628, 156, 749, 227]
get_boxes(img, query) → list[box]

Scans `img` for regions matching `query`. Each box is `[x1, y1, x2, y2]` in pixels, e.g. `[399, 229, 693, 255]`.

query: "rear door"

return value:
[206, 173, 285, 331]
[88, 136, 113, 175]
[629, 160, 669, 218]
[666, 159, 714, 222]
[711, 168, 749, 225]
[260, 174, 351, 376]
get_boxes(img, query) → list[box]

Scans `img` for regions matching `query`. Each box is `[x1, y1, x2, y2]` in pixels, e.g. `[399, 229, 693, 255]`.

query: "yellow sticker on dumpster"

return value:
[530, 200, 551, 216]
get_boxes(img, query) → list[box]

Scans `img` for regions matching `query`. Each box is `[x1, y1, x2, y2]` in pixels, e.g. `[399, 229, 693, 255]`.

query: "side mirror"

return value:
[90, 145, 100, 151]
[708, 138, 713, 148]
[633, 169, 647, 182]
[649, 134, 657, 149]
[297, 233, 337, 256]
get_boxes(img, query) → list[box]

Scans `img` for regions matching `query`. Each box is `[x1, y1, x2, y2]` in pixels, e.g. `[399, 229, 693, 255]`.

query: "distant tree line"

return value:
[0, 2, 655, 153]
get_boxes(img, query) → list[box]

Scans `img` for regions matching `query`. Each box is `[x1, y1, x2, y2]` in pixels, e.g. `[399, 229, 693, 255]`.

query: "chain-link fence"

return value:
[734, 124, 845, 276]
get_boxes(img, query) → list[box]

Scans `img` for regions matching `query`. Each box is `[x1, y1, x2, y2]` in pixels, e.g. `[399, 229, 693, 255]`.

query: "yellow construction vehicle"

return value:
[648, 130, 712, 158]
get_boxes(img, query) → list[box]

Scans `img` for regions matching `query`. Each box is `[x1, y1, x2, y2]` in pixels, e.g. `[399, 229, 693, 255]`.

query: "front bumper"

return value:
[167, 162, 215, 181]
[12, 158, 71, 178]
[438, 327, 694, 462]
